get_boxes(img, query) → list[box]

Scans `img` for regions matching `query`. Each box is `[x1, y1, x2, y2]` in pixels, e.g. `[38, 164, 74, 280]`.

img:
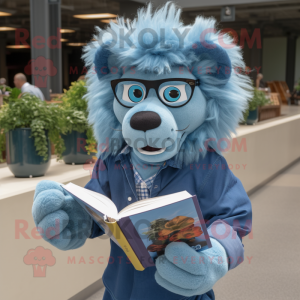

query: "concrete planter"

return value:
[246, 109, 258, 125]
[6, 128, 51, 177]
[62, 130, 95, 165]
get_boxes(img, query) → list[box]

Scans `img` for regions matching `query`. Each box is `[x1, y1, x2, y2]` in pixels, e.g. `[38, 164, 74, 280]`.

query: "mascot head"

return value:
[83, 2, 252, 165]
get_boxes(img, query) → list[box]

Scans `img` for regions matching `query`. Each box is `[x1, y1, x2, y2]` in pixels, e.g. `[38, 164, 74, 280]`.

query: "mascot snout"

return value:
[122, 98, 179, 155]
[130, 111, 161, 132]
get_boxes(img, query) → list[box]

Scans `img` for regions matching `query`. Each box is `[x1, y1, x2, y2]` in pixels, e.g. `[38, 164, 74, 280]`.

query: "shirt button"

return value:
[128, 197, 132, 201]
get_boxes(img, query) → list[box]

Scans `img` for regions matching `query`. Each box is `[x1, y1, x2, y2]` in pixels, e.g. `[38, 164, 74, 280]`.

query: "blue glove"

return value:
[32, 180, 93, 250]
[155, 238, 228, 297]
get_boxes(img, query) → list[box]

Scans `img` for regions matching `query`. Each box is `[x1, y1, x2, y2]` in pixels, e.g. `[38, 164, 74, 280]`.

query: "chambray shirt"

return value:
[85, 147, 252, 300]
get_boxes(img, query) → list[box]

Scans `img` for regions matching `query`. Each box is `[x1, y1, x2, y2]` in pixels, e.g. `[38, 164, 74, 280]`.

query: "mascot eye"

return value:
[163, 87, 181, 102]
[159, 84, 188, 104]
[128, 85, 144, 102]
[122, 84, 145, 104]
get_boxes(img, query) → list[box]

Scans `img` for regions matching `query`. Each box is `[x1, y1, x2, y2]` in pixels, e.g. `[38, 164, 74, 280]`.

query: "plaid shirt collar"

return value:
[116, 145, 176, 200]
[132, 166, 156, 190]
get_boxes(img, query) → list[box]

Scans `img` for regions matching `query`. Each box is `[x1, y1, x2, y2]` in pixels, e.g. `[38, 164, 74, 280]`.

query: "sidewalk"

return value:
[85, 287, 105, 300]
[214, 159, 300, 299]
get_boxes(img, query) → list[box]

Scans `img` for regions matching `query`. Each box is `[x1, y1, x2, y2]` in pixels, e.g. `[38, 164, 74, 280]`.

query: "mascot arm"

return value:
[32, 158, 110, 250]
[155, 239, 227, 297]
[155, 156, 252, 296]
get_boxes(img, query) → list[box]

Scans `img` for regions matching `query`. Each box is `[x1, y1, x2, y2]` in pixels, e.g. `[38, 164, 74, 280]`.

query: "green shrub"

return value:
[58, 80, 97, 155]
[295, 80, 300, 92]
[243, 88, 271, 123]
[0, 93, 64, 161]
[0, 86, 21, 105]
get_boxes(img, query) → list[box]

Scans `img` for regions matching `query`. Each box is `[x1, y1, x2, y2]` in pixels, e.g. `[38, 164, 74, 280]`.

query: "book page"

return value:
[118, 191, 192, 219]
[62, 183, 118, 219]
[63, 183, 192, 222]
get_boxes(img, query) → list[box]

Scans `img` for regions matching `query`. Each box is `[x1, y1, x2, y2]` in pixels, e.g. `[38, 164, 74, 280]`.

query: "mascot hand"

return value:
[155, 239, 228, 297]
[32, 180, 93, 250]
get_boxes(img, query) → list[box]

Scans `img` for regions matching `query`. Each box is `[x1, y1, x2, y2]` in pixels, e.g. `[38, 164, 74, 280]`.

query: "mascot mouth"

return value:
[137, 132, 187, 156]
[138, 146, 166, 155]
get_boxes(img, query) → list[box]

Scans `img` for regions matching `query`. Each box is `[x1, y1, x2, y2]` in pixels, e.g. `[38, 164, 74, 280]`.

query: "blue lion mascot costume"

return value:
[32, 3, 252, 300]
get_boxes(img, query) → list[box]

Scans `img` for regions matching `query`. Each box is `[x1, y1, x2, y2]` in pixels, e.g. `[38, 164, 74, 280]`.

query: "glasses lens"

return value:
[115, 81, 146, 107]
[158, 81, 192, 107]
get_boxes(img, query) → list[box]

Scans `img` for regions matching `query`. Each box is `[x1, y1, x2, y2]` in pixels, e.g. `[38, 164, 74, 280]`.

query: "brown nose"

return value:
[130, 111, 161, 132]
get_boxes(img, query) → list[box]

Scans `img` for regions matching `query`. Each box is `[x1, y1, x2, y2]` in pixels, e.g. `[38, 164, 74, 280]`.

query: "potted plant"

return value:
[294, 79, 300, 91]
[294, 80, 300, 105]
[0, 87, 22, 163]
[58, 80, 97, 164]
[0, 132, 5, 163]
[0, 93, 64, 177]
[243, 88, 271, 125]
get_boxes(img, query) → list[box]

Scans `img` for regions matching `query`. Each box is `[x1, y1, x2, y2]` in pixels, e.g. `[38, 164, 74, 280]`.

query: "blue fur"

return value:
[32, 180, 93, 250]
[155, 238, 228, 297]
[191, 41, 231, 82]
[94, 47, 111, 80]
[82, 2, 252, 164]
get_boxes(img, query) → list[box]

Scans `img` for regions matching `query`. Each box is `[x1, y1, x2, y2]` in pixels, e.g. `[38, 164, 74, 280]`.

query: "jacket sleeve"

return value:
[84, 157, 111, 239]
[199, 155, 252, 270]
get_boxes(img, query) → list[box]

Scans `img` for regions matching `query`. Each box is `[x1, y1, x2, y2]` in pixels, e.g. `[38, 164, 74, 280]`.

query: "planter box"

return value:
[258, 105, 281, 122]
[6, 128, 51, 177]
[258, 93, 281, 122]
[62, 130, 95, 165]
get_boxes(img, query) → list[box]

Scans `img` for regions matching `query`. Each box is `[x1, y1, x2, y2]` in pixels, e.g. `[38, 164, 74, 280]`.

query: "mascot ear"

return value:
[191, 41, 231, 83]
[94, 46, 112, 80]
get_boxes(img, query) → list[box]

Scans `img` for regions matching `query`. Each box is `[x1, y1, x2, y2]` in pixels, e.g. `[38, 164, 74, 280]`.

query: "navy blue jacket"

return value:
[86, 149, 252, 300]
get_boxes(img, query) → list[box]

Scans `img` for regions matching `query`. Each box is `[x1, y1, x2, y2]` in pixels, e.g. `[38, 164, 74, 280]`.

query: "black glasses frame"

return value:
[111, 78, 200, 108]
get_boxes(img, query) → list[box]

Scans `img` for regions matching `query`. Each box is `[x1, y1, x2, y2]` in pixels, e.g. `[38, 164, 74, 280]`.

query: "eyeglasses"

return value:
[111, 78, 200, 108]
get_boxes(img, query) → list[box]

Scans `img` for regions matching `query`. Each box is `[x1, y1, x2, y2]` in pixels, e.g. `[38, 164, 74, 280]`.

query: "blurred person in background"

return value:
[77, 75, 86, 81]
[0, 78, 7, 93]
[256, 73, 266, 89]
[14, 73, 45, 101]
[0, 77, 6, 87]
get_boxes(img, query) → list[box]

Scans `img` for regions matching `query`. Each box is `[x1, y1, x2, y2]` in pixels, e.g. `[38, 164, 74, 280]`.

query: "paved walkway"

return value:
[86, 160, 300, 300]
[214, 159, 300, 300]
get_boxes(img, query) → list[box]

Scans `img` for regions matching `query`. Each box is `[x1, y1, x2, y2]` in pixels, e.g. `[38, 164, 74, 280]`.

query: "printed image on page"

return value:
[129, 197, 209, 261]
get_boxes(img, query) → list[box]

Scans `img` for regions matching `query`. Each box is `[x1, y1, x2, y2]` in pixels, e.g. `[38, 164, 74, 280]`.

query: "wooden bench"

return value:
[266, 81, 291, 105]
[45, 93, 63, 103]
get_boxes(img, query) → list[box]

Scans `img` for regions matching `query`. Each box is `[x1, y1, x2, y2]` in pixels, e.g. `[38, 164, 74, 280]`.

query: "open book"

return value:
[62, 183, 212, 271]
